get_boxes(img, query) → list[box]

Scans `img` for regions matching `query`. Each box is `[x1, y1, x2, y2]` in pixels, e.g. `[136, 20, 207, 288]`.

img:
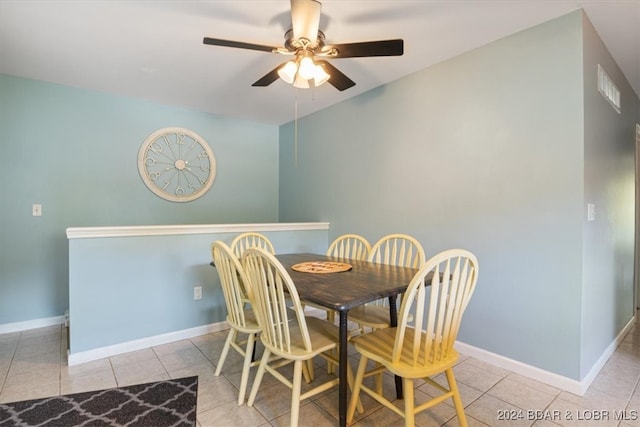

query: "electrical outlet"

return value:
[32, 204, 42, 217]
[193, 286, 202, 300]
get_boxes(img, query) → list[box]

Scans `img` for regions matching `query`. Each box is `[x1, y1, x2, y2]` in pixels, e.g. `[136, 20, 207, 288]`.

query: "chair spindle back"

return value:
[231, 232, 275, 258]
[368, 233, 425, 268]
[393, 249, 478, 366]
[327, 234, 371, 260]
[242, 247, 312, 356]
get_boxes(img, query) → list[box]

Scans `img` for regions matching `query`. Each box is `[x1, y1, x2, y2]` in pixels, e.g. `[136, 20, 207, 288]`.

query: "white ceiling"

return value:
[0, 1, 638, 126]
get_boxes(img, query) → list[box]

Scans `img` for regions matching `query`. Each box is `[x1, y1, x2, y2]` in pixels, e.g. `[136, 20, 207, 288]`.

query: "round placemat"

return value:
[291, 261, 353, 274]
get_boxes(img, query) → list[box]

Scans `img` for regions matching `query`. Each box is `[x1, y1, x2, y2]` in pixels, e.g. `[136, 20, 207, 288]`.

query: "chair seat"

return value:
[352, 327, 459, 379]
[263, 316, 339, 361]
[348, 304, 414, 330]
[348, 304, 393, 329]
[227, 309, 261, 334]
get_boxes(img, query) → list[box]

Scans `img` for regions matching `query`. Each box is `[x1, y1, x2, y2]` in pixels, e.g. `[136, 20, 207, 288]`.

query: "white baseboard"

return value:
[0, 315, 65, 334]
[67, 322, 229, 366]
[455, 316, 635, 396]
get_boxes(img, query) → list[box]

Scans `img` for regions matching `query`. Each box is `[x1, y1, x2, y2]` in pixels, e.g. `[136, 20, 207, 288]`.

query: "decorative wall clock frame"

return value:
[138, 127, 216, 202]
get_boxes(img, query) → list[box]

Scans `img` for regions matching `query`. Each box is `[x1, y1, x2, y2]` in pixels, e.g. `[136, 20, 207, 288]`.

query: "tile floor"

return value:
[1, 319, 640, 427]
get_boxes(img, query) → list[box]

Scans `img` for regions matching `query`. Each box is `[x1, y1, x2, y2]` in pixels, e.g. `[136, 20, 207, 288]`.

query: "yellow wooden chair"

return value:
[348, 233, 426, 332]
[242, 247, 362, 427]
[210, 241, 262, 406]
[347, 249, 479, 427]
[327, 233, 372, 261]
[230, 232, 275, 258]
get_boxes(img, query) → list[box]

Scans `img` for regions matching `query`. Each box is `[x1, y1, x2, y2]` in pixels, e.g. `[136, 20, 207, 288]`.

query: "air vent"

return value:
[597, 64, 621, 113]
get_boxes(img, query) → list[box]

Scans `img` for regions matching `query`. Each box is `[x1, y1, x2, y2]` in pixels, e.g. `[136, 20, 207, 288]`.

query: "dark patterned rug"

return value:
[0, 376, 197, 427]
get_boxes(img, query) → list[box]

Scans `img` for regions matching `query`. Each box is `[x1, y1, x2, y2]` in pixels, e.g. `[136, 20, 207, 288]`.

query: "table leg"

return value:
[338, 310, 348, 427]
[388, 295, 403, 400]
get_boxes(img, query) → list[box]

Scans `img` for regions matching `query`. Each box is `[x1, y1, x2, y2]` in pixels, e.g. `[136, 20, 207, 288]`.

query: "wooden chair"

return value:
[210, 241, 261, 406]
[230, 232, 275, 258]
[229, 232, 275, 304]
[241, 247, 362, 427]
[347, 249, 479, 427]
[348, 233, 426, 332]
[326, 233, 372, 261]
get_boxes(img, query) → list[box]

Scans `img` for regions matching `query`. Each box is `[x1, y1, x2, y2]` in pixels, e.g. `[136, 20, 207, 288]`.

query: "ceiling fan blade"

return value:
[252, 65, 283, 87]
[316, 60, 355, 91]
[203, 37, 277, 53]
[328, 39, 404, 58]
[290, 0, 321, 41]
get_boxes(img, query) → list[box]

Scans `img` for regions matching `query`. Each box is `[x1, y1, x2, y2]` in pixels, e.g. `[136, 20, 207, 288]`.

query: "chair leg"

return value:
[403, 377, 415, 427]
[290, 360, 303, 427]
[446, 368, 468, 427]
[214, 328, 236, 376]
[346, 357, 364, 414]
[237, 332, 257, 406]
[247, 349, 271, 407]
[347, 355, 368, 424]
[375, 361, 383, 394]
[303, 359, 313, 383]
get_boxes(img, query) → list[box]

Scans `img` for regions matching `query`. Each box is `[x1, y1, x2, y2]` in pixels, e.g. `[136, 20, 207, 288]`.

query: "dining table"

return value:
[276, 252, 419, 427]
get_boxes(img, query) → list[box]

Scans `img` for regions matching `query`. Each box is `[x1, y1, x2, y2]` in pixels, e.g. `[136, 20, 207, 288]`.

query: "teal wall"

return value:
[68, 227, 328, 355]
[0, 75, 279, 325]
[580, 15, 639, 378]
[279, 11, 638, 380]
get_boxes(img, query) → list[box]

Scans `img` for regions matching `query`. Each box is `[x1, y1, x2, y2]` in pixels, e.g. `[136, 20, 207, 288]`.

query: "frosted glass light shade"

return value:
[293, 74, 310, 88]
[313, 64, 330, 86]
[277, 61, 298, 84]
[297, 56, 316, 80]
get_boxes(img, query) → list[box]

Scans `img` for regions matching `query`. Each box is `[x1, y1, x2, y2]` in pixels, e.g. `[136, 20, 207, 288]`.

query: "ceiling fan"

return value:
[203, 0, 404, 91]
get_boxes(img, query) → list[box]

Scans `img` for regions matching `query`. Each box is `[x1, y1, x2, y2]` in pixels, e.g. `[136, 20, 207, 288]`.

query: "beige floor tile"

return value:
[112, 357, 169, 387]
[443, 414, 492, 426]
[270, 400, 336, 427]
[505, 373, 562, 397]
[167, 360, 218, 383]
[557, 385, 630, 414]
[196, 375, 240, 412]
[60, 369, 118, 394]
[618, 411, 640, 427]
[197, 399, 269, 427]
[0, 382, 59, 404]
[109, 347, 159, 369]
[532, 420, 563, 427]
[418, 372, 485, 408]
[7, 351, 61, 376]
[546, 397, 619, 427]
[487, 376, 557, 411]
[450, 359, 507, 392]
[3, 364, 60, 394]
[155, 344, 212, 372]
[251, 380, 304, 421]
[60, 357, 113, 380]
[464, 394, 532, 427]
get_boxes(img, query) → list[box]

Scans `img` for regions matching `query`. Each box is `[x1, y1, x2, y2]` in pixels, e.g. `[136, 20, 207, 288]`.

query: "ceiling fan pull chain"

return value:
[294, 96, 298, 168]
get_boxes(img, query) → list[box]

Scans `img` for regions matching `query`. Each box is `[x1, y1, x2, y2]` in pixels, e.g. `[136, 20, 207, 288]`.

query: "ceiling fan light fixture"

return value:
[278, 60, 298, 84]
[297, 56, 316, 80]
[312, 63, 330, 86]
[293, 73, 310, 89]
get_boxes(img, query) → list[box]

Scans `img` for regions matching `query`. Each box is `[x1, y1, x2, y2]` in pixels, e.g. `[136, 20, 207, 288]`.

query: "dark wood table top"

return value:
[276, 253, 419, 312]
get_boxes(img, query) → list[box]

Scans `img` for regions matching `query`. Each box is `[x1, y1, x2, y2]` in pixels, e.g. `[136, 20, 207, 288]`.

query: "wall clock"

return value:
[138, 127, 216, 202]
